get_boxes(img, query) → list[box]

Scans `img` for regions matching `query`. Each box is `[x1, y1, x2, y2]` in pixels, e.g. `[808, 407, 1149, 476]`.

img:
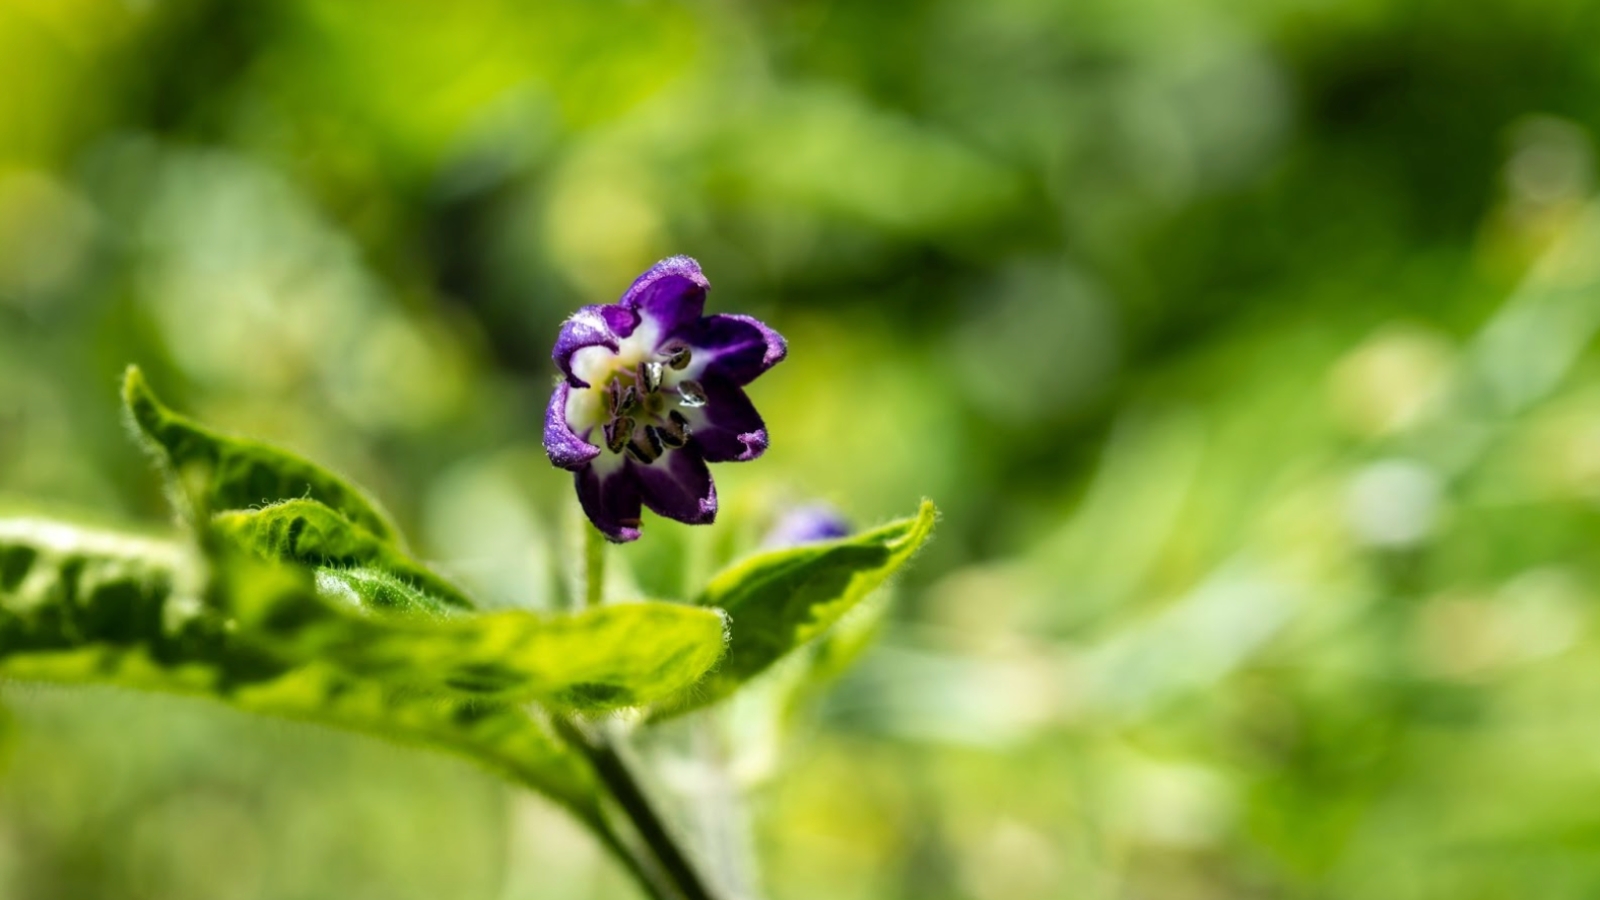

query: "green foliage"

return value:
[222, 551, 730, 709]
[0, 363, 935, 890]
[122, 366, 404, 546]
[658, 501, 937, 718]
[8, 0, 1600, 894]
[213, 499, 473, 611]
[0, 517, 604, 824]
[122, 371, 731, 713]
[0, 517, 203, 686]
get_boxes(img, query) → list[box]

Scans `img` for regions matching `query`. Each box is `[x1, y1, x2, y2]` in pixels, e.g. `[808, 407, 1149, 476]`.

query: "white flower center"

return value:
[566, 329, 705, 464]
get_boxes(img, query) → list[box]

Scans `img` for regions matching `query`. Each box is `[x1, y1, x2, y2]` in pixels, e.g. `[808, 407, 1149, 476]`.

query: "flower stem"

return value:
[551, 717, 727, 900]
[583, 523, 607, 608]
[569, 528, 725, 900]
[598, 723, 723, 896]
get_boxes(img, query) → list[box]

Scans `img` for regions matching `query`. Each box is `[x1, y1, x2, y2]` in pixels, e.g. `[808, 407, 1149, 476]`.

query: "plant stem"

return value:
[584, 523, 607, 609]
[570, 526, 724, 900]
[562, 718, 724, 900]
[593, 822, 679, 900]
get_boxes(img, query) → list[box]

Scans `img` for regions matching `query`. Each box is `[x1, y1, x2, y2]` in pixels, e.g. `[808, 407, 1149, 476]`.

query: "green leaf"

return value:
[198, 500, 728, 708]
[121, 366, 403, 545]
[229, 556, 729, 710]
[657, 500, 937, 718]
[316, 566, 459, 616]
[0, 516, 603, 823]
[213, 499, 474, 611]
[235, 660, 603, 822]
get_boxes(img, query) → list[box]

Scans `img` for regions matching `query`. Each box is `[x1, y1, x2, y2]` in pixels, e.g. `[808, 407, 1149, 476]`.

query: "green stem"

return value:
[584, 523, 607, 609]
[561, 717, 724, 900]
[594, 822, 679, 900]
[568, 528, 724, 900]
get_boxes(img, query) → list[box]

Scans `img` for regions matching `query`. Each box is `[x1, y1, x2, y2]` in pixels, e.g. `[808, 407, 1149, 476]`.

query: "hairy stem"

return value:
[561, 717, 724, 900]
[567, 529, 724, 900]
[584, 524, 607, 609]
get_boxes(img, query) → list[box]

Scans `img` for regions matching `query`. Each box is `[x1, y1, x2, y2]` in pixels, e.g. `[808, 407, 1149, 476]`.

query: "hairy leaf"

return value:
[0, 509, 725, 713]
[658, 500, 936, 717]
[0, 517, 603, 822]
[230, 556, 729, 710]
[316, 566, 457, 616]
[213, 499, 474, 610]
[121, 366, 403, 545]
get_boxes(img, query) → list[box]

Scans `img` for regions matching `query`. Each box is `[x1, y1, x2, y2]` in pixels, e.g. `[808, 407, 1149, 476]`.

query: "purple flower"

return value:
[544, 256, 787, 542]
[761, 504, 852, 549]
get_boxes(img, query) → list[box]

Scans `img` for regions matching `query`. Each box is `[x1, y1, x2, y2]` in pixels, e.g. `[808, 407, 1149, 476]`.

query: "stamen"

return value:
[604, 416, 634, 454]
[617, 385, 637, 413]
[656, 424, 686, 449]
[677, 379, 708, 408]
[625, 428, 663, 464]
[665, 345, 692, 370]
[641, 361, 665, 394]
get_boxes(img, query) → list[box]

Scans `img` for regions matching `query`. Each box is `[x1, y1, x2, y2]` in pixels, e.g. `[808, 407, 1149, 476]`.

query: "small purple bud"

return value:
[762, 504, 853, 549]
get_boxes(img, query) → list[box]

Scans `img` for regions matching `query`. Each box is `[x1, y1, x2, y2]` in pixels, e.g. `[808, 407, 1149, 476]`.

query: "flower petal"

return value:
[633, 447, 717, 525]
[543, 381, 600, 470]
[576, 458, 644, 543]
[681, 377, 769, 462]
[619, 256, 709, 336]
[673, 314, 788, 385]
[553, 304, 640, 387]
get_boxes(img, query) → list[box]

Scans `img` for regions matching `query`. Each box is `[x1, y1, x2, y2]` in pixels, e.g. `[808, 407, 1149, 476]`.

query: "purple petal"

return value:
[619, 256, 709, 336]
[681, 377, 769, 463]
[553, 304, 639, 387]
[762, 504, 853, 548]
[576, 461, 643, 543]
[543, 382, 600, 470]
[674, 314, 788, 386]
[633, 447, 717, 525]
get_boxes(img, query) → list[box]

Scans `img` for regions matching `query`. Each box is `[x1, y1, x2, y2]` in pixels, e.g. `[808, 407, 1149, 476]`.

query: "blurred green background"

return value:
[6, 0, 1600, 897]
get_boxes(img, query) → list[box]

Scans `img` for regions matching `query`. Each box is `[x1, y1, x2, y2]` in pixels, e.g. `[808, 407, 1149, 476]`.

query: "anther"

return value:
[641, 361, 665, 394]
[604, 417, 634, 454]
[625, 429, 663, 464]
[665, 345, 692, 370]
[677, 379, 708, 408]
[655, 422, 686, 449]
